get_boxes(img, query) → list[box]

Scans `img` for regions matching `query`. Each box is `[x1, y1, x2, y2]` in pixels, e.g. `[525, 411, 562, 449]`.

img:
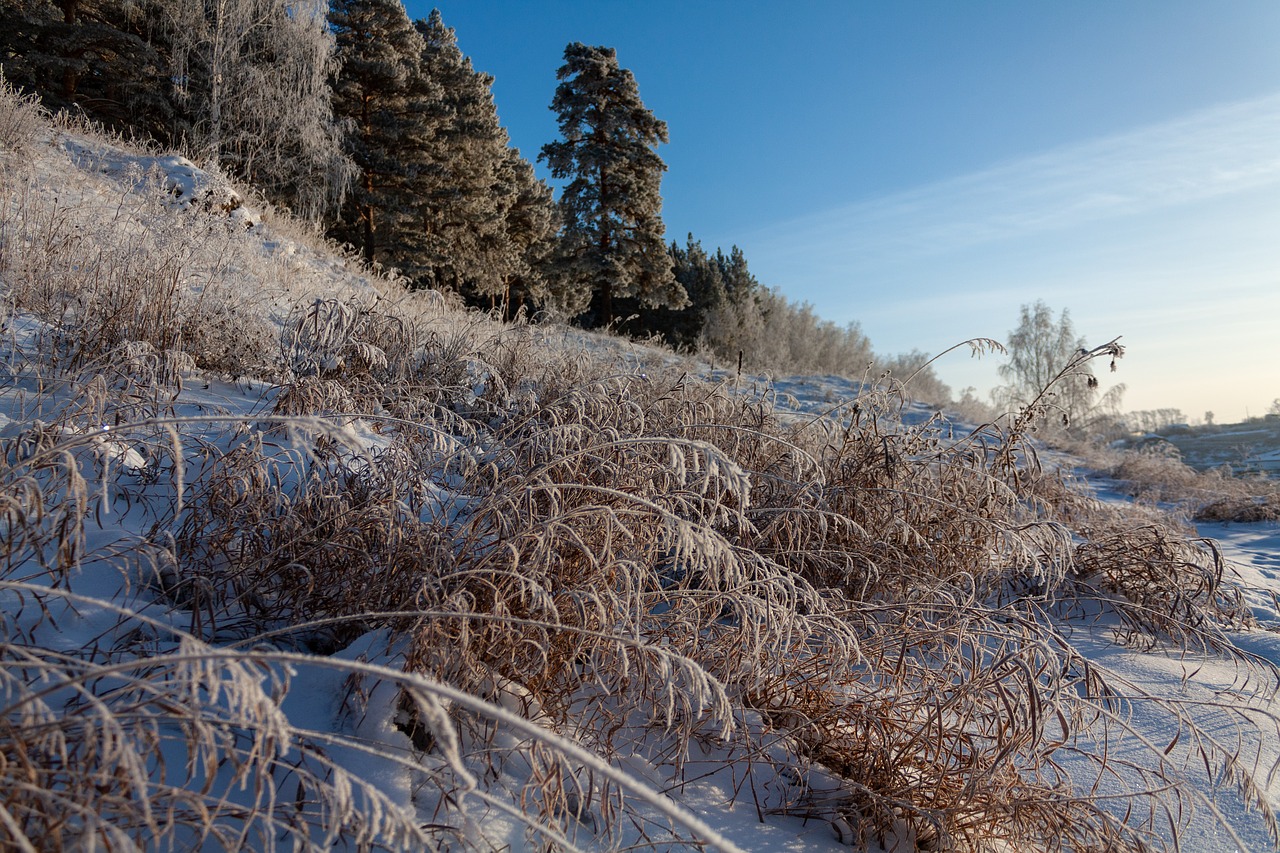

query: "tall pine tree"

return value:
[539, 43, 684, 325]
[491, 147, 558, 316]
[413, 9, 555, 303]
[328, 0, 437, 273]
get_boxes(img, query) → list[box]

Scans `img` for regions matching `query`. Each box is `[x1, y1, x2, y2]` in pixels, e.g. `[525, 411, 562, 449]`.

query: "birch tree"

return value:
[995, 301, 1125, 435]
[162, 0, 353, 219]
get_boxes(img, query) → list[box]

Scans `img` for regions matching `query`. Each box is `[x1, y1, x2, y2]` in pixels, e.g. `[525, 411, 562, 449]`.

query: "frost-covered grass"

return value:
[1073, 439, 1280, 523]
[0, 76, 43, 154]
[3, 76, 1280, 852]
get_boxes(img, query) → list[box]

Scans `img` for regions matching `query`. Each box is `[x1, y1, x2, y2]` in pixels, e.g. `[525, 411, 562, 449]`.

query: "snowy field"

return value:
[4, 96, 1280, 853]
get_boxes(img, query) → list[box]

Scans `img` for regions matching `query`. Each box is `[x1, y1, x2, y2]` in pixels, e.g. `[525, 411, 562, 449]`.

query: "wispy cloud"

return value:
[740, 93, 1280, 422]
[749, 92, 1280, 266]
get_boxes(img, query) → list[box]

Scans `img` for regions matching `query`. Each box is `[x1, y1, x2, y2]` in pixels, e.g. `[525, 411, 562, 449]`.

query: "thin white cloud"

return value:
[738, 93, 1280, 422]
[749, 92, 1280, 265]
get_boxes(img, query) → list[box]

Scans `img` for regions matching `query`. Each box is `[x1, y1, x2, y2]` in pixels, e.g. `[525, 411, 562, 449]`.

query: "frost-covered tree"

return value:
[613, 235, 724, 348]
[997, 302, 1080, 408]
[539, 42, 683, 325]
[995, 301, 1125, 435]
[877, 349, 952, 406]
[1126, 409, 1188, 433]
[328, 0, 436, 271]
[0, 0, 350, 216]
[686, 244, 875, 376]
[161, 0, 353, 219]
[412, 9, 554, 302]
[492, 147, 559, 316]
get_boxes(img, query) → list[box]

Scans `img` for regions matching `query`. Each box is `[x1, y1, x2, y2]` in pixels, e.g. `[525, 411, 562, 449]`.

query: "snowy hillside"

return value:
[3, 83, 1280, 853]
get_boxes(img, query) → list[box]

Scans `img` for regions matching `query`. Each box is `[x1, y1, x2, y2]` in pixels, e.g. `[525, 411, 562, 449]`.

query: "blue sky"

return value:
[405, 1, 1280, 423]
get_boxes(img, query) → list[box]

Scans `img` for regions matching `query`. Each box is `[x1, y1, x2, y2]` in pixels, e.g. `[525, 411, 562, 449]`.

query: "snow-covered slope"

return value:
[4, 86, 1280, 853]
[0, 100, 850, 853]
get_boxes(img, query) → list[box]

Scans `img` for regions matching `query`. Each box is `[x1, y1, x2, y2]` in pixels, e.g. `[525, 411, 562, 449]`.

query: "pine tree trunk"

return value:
[59, 0, 78, 100]
[597, 160, 612, 325]
[362, 201, 375, 265]
[360, 176, 375, 266]
[360, 97, 375, 265]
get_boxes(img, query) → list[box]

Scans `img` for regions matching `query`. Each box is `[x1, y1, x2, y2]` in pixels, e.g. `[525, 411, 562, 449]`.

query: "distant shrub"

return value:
[1194, 495, 1280, 523]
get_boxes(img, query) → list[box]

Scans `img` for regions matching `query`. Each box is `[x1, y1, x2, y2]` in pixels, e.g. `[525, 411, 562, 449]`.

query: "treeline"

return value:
[1125, 409, 1189, 434]
[0, 0, 944, 395]
[1, 0, 352, 220]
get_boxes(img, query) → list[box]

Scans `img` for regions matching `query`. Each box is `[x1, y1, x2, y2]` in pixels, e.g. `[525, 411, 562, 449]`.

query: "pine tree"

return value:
[328, 0, 437, 272]
[539, 42, 684, 326]
[669, 237, 727, 347]
[412, 9, 527, 299]
[0, 0, 179, 140]
[491, 147, 558, 316]
[715, 246, 759, 306]
[329, 6, 555, 295]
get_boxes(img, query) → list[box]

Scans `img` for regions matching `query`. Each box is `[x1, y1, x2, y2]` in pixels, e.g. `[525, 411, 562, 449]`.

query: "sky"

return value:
[405, 1, 1280, 424]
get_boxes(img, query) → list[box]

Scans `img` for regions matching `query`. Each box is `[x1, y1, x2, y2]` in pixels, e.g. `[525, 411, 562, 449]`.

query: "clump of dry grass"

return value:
[1194, 495, 1280, 523]
[0, 74, 44, 154]
[1070, 513, 1252, 647]
[0, 593, 436, 851]
[0, 419, 89, 583]
[0, 160, 278, 379]
[1108, 445, 1208, 501]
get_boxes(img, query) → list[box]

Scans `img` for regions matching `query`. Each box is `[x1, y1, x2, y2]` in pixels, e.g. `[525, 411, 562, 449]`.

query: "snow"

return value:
[4, 111, 1280, 853]
[60, 136, 258, 226]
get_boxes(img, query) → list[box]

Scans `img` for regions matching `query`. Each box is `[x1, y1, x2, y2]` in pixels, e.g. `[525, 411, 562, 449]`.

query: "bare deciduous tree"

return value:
[163, 0, 354, 219]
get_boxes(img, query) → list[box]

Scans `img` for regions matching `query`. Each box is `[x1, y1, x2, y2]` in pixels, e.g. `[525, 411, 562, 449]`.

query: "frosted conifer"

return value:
[492, 147, 559, 316]
[413, 10, 554, 303]
[539, 43, 684, 325]
[328, 0, 437, 271]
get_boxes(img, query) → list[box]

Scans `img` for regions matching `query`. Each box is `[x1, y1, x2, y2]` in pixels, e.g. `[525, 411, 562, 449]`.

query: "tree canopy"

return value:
[410, 10, 555, 304]
[328, 0, 437, 271]
[539, 42, 684, 325]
